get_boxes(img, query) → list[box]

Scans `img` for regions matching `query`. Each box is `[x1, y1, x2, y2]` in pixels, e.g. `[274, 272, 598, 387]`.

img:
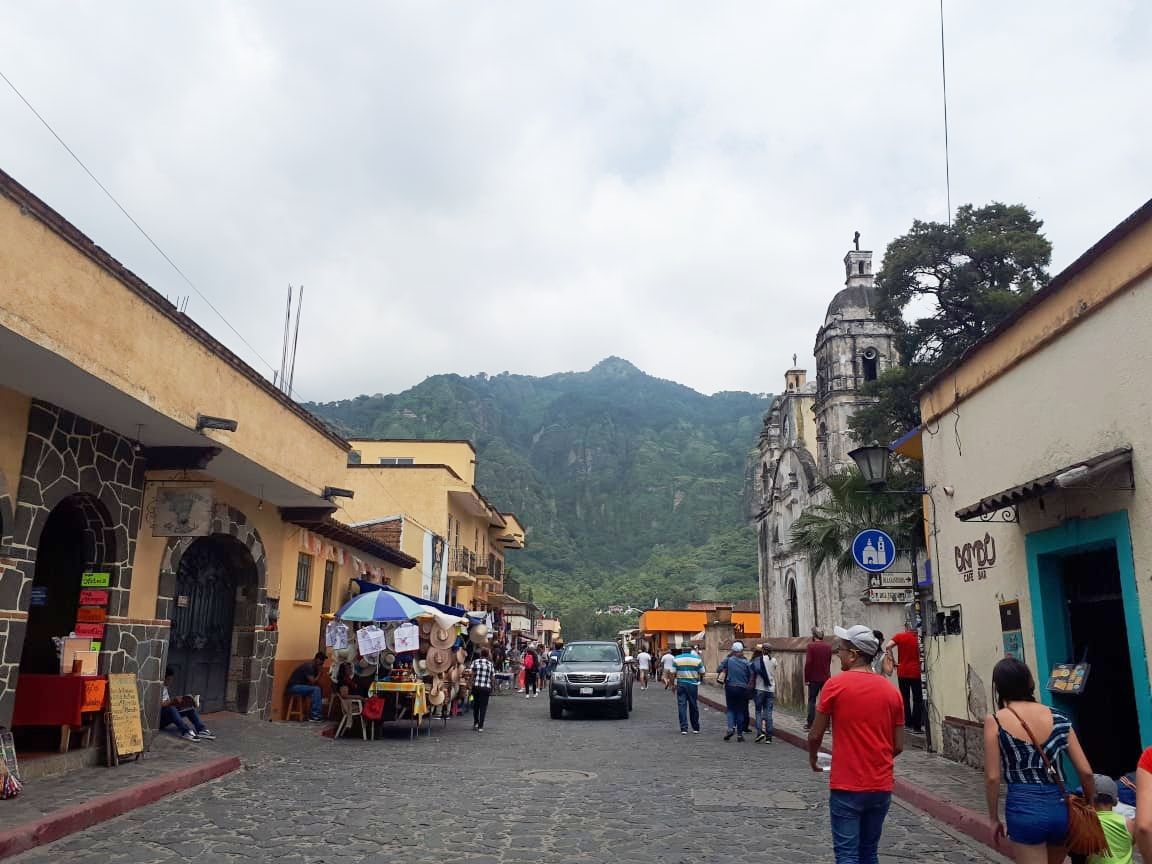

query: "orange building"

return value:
[638, 609, 762, 654]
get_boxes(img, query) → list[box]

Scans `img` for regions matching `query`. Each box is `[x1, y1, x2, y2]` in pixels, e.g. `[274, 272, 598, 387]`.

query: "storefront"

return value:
[915, 196, 1152, 774]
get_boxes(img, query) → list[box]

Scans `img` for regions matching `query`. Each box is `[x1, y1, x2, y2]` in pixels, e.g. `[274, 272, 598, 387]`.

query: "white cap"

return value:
[834, 624, 879, 657]
[731, 641, 745, 652]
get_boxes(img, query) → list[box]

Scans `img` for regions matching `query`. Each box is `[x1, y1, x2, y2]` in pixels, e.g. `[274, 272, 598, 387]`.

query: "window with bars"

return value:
[295, 552, 314, 602]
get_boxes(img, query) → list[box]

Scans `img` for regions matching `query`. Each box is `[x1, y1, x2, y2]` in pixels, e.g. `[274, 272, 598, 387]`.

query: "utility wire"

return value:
[939, 0, 953, 224]
[0, 66, 312, 404]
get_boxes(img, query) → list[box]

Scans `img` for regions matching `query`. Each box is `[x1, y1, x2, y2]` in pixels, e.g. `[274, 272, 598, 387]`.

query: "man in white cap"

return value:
[716, 641, 753, 742]
[808, 624, 904, 864]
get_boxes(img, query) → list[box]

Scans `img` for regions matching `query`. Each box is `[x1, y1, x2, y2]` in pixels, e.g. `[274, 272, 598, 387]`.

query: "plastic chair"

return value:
[334, 696, 371, 741]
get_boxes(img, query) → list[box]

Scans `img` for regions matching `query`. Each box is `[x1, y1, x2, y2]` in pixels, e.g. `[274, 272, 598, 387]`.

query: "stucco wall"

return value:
[349, 440, 476, 485]
[920, 266, 1152, 741]
[342, 466, 454, 535]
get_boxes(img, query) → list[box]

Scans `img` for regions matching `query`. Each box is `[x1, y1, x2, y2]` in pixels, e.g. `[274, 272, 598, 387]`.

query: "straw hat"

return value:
[455, 647, 467, 666]
[469, 624, 489, 645]
[426, 646, 453, 674]
[448, 664, 461, 684]
[419, 619, 434, 636]
[426, 678, 446, 706]
[430, 624, 456, 649]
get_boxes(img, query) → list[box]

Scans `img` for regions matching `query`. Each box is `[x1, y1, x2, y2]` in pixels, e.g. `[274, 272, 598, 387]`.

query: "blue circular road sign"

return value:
[852, 529, 896, 573]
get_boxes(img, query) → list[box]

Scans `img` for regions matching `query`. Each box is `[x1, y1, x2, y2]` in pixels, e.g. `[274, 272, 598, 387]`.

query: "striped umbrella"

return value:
[335, 589, 426, 622]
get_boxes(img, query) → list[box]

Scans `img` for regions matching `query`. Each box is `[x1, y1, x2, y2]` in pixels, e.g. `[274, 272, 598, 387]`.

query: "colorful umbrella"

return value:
[335, 589, 426, 622]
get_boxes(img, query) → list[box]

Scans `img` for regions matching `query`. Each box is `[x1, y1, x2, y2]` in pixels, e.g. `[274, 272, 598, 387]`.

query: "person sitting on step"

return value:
[159, 667, 215, 741]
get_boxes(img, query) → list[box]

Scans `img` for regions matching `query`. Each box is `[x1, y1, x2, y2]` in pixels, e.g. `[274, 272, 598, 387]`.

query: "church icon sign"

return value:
[852, 529, 896, 573]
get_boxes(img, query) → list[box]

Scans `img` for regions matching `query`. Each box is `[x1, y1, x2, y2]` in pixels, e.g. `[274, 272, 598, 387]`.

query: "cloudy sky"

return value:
[2, 2, 1149, 400]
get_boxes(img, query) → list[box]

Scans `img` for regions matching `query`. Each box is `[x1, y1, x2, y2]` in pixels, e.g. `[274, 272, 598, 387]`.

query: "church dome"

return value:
[823, 284, 877, 326]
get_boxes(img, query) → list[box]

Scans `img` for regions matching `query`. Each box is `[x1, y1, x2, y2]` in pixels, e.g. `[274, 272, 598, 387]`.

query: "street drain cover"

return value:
[523, 769, 596, 783]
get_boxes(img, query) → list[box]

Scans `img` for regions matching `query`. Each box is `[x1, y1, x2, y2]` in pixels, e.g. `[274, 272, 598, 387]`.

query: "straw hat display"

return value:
[419, 619, 434, 636]
[455, 647, 467, 666]
[468, 624, 488, 645]
[426, 678, 446, 706]
[426, 646, 453, 674]
[448, 664, 461, 685]
[429, 624, 456, 649]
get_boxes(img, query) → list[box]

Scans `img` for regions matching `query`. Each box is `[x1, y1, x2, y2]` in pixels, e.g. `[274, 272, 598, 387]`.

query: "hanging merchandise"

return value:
[429, 624, 456, 650]
[393, 622, 420, 653]
[426, 646, 453, 675]
[356, 625, 388, 657]
[325, 619, 349, 650]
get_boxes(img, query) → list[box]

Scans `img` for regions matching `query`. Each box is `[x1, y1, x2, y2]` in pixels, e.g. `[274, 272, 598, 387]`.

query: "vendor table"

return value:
[11, 674, 107, 752]
[368, 681, 435, 739]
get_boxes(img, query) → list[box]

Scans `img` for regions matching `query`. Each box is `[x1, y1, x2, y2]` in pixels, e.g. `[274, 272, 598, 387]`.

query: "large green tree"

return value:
[851, 203, 1051, 443]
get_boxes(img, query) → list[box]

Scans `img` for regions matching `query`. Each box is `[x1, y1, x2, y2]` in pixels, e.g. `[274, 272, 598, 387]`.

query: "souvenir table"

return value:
[11, 674, 107, 752]
[368, 680, 436, 739]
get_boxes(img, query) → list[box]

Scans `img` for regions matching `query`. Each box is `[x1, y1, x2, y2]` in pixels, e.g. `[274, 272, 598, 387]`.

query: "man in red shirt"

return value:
[803, 627, 832, 731]
[809, 624, 904, 864]
[884, 627, 923, 733]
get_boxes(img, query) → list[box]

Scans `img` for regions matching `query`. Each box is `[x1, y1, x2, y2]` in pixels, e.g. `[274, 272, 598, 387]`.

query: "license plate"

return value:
[579, 687, 593, 695]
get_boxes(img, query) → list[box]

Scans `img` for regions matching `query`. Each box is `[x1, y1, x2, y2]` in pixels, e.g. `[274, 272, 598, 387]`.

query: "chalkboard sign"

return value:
[106, 673, 144, 760]
[0, 727, 18, 782]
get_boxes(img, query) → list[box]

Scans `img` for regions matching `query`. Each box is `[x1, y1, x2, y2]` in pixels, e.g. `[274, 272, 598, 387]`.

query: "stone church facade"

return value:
[753, 244, 907, 644]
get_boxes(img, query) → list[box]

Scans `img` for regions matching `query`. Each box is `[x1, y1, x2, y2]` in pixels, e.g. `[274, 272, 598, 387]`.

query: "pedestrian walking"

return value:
[661, 647, 676, 689]
[523, 648, 539, 698]
[804, 627, 832, 731]
[750, 644, 776, 743]
[716, 641, 753, 742]
[673, 645, 705, 734]
[808, 624, 904, 864]
[1086, 774, 1133, 864]
[470, 647, 495, 732]
[636, 647, 652, 690]
[884, 627, 924, 732]
[1134, 748, 1152, 860]
[983, 657, 1097, 862]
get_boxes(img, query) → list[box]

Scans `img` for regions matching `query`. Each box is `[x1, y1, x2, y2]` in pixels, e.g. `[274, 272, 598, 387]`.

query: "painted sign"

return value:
[869, 572, 914, 589]
[74, 623, 105, 639]
[80, 572, 111, 588]
[29, 586, 48, 607]
[852, 529, 896, 573]
[79, 589, 109, 607]
[955, 532, 998, 583]
[76, 607, 107, 624]
[152, 487, 214, 537]
[107, 673, 145, 757]
[867, 588, 915, 604]
[1047, 662, 1090, 695]
[999, 600, 1025, 661]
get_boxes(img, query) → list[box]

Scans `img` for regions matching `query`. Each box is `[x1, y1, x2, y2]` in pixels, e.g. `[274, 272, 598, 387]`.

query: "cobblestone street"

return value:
[9, 687, 1006, 863]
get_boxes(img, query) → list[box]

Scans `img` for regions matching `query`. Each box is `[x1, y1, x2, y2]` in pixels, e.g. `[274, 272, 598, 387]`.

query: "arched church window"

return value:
[862, 347, 879, 382]
[858, 261, 865, 275]
[787, 577, 799, 637]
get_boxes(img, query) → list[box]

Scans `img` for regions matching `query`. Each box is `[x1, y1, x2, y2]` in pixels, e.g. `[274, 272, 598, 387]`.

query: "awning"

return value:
[352, 579, 467, 617]
[955, 446, 1133, 521]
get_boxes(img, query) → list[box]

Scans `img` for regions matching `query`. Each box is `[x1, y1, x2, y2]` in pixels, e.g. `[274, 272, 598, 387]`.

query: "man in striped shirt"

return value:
[673, 645, 706, 734]
[470, 648, 495, 732]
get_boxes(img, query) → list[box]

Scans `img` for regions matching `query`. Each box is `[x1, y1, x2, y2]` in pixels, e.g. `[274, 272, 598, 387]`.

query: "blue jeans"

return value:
[753, 690, 774, 736]
[1004, 783, 1068, 845]
[676, 683, 700, 732]
[287, 684, 322, 719]
[724, 685, 750, 733]
[160, 704, 206, 734]
[829, 790, 892, 864]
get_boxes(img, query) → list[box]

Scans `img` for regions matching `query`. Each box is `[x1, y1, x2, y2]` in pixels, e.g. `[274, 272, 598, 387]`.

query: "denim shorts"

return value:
[1005, 783, 1068, 846]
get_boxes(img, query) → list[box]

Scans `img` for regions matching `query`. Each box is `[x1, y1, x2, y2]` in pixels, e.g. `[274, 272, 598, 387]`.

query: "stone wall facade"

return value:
[0, 401, 144, 727]
[102, 620, 171, 742]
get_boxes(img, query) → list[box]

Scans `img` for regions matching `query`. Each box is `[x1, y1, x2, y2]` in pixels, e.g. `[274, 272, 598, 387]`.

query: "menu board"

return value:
[107, 673, 144, 757]
[1046, 662, 1090, 695]
[81, 572, 111, 588]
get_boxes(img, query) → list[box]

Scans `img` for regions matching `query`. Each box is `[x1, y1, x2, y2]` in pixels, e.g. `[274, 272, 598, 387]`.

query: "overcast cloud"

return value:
[2, 2, 1149, 400]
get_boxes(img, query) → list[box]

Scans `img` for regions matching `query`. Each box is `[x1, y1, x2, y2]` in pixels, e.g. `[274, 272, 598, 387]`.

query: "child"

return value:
[1088, 774, 1134, 864]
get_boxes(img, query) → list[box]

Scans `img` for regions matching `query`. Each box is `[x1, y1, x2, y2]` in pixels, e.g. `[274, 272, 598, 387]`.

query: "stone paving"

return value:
[7, 687, 1008, 863]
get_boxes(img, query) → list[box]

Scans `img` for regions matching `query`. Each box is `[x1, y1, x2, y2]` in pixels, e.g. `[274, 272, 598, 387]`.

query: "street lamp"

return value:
[849, 445, 892, 490]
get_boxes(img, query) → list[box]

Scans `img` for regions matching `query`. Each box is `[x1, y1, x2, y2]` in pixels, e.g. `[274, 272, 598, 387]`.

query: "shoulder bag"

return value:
[1005, 706, 1108, 856]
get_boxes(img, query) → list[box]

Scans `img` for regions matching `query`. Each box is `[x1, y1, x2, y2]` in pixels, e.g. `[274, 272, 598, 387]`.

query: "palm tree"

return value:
[789, 470, 925, 575]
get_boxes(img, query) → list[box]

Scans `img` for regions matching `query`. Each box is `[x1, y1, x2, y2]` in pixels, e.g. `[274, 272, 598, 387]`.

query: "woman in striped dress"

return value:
[983, 657, 1096, 863]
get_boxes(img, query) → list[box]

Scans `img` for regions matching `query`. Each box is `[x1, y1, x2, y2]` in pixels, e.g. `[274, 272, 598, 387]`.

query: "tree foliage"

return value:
[789, 470, 926, 576]
[851, 203, 1051, 444]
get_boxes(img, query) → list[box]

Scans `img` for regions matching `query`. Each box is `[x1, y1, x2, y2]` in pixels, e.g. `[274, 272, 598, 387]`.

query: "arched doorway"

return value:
[19, 493, 114, 674]
[787, 577, 800, 638]
[167, 535, 258, 713]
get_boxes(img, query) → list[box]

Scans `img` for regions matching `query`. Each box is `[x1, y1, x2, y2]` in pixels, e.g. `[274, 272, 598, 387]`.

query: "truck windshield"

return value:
[562, 644, 619, 663]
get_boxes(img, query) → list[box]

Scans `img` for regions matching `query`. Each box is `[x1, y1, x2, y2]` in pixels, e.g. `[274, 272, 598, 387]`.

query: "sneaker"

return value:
[477, 727, 483, 732]
[181, 731, 200, 742]
[692, 729, 700, 734]
[308, 716, 324, 722]
[473, 725, 479, 731]
[680, 730, 687, 735]
[737, 735, 745, 743]
[196, 729, 216, 740]
[765, 736, 773, 743]
[754, 732, 766, 743]
[526, 693, 531, 699]
[723, 730, 734, 741]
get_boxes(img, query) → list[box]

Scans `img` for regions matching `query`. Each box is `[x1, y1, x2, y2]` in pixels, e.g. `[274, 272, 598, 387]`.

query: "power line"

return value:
[0, 66, 312, 403]
[939, 0, 953, 224]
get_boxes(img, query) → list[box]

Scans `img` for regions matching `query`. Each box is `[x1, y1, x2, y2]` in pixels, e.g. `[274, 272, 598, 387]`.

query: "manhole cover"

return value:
[522, 769, 596, 783]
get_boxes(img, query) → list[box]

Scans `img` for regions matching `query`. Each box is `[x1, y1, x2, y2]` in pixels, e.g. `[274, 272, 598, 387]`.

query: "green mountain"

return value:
[306, 358, 770, 619]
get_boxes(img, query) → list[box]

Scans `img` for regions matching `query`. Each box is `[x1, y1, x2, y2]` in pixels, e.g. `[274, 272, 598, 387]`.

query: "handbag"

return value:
[0, 761, 21, 800]
[881, 652, 895, 677]
[1005, 706, 1108, 856]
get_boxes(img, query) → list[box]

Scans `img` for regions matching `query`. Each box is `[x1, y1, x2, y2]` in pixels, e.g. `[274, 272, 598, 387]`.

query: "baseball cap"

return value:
[1093, 774, 1118, 804]
[731, 641, 745, 652]
[834, 624, 880, 657]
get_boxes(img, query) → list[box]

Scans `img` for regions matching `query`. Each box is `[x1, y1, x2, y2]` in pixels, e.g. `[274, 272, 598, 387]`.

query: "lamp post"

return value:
[848, 443, 937, 754]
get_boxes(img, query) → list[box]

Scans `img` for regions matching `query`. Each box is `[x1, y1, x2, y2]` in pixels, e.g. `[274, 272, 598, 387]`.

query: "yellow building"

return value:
[908, 196, 1152, 777]
[0, 168, 414, 747]
[340, 440, 526, 613]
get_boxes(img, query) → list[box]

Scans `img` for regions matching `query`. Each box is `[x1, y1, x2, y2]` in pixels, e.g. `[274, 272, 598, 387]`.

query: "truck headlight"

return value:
[606, 672, 622, 684]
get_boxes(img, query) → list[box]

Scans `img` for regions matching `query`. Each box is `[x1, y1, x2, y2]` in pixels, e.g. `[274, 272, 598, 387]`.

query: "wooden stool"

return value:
[285, 693, 310, 722]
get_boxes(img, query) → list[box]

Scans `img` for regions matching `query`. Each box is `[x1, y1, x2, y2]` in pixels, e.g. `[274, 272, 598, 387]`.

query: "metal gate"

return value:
[167, 536, 246, 713]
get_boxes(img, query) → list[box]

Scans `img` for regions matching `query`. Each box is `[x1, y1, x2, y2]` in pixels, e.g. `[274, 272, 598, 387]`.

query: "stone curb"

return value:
[695, 692, 995, 853]
[0, 755, 241, 860]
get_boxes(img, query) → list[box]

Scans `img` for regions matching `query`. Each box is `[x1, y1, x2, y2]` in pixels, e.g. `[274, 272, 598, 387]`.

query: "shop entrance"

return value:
[1028, 511, 1151, 781]
[167, 534, 256, 713]
[1061, 547, 1140, 777]
[19, 494, 112, 674]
